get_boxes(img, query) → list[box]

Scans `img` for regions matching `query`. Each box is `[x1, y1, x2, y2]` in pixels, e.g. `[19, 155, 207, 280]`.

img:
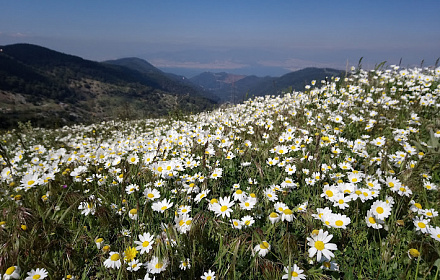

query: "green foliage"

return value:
[0, 44, 217, 129]
[0, 64, 440, 279]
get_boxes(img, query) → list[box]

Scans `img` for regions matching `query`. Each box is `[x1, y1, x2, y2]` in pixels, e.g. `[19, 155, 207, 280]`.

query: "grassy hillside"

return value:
[0, 44, 217, 129]
[0, 65, 439, 279]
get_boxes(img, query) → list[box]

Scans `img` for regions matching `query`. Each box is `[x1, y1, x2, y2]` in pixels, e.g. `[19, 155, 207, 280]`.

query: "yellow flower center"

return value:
[283, 209, 293, 215]
[270, 212, 279, 218]
[129, 209, 137, 215]
[5, 266, 16, 275]
[291, 271, 299, 277]
[110, 253, 120, 261]
[325, 190, 333, 197]
[315, 240, 325, 251]
[142, 241, 150, 247]
[161, 206, 168, 211]
[368, 217, 376, 224]
[236, 189, 242, 194]
[418, 222, 426, 228]
[388, 182, 394, 187]
[409, 248, 420, 258]
[155, 262, 163, 269]
[96, 238, 103, 243]
[28, 180, 35, 185]
[220, 205, 228, 212]
[414, 203, 422, 209]
[33, 275, 41, 280]
[207, 277, 212, 280]
[147, 193, 154, 198]
[335, 220, 343, 227]
[376, 207, 384, 214]
[124, 247, 138, 261]
[260, 241, 269, 249]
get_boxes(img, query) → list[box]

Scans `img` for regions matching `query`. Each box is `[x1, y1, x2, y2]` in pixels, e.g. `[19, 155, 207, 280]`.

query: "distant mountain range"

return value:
[102, 58, 345, 103]
[0, 43, 345, 128]
[188, 67, 345, 103]
[102, 57, 217, 101]
[0, 44, 216, 128]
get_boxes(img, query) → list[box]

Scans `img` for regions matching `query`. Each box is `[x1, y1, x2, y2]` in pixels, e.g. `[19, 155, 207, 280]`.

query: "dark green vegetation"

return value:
[0, 44, 217, 129]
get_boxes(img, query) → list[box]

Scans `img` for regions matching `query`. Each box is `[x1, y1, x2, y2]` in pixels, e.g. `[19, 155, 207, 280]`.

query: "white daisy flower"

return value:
[307, 229, 338, 261]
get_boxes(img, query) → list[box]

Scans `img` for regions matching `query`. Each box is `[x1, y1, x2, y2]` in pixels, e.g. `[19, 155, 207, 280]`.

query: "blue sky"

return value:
[1, 0, 439, 76]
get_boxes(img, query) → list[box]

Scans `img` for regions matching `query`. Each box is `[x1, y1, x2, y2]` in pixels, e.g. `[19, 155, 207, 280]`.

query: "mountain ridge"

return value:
[189, 67, 345, 103]
[0, 43, 217, 129]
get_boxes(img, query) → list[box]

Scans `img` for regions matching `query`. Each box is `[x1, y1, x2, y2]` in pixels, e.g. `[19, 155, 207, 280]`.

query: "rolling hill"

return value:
[103, 57, 219, 102]
[189, 68, 345, 103]
[0, 44, 217, 129]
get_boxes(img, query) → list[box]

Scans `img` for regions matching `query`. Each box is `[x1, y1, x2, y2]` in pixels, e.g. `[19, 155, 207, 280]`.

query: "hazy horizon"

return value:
[1, 0, 439, 76]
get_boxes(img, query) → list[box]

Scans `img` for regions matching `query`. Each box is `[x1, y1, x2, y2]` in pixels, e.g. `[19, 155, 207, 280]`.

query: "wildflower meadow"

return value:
[1, 65, 440, 279]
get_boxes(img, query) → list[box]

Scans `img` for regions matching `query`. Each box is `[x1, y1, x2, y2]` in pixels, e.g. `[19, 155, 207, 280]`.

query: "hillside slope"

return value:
[103, 57, 219, 102]
[190, 68, 345, 103]
[0, 44, 217, 128]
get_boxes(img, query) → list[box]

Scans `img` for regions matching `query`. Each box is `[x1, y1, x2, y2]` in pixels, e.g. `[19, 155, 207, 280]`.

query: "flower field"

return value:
[1, 65, 440, 279]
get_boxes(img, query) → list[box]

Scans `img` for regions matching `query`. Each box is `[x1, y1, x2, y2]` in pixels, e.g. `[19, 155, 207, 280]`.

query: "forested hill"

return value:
[0, 43, 217, 129]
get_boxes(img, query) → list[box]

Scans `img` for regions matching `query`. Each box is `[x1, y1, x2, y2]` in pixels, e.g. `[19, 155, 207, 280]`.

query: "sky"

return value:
[1, 0, 440, 77]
